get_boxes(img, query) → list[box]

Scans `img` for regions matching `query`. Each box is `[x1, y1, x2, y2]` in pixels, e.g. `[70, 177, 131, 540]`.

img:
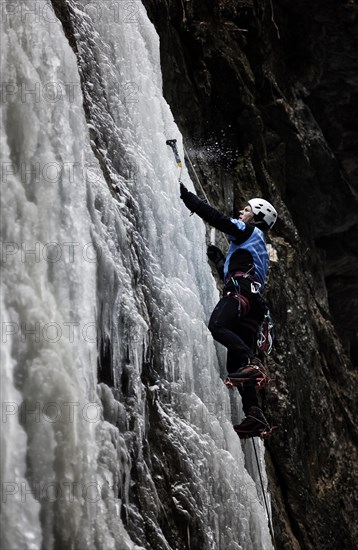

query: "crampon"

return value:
[234, 407, 278, 440]
[224, 363, 272, 390]
[235, 425, 278, 440]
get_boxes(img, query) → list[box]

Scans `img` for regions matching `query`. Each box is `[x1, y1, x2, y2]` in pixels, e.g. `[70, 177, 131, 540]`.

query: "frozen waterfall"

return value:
[1, 1, 274, 549]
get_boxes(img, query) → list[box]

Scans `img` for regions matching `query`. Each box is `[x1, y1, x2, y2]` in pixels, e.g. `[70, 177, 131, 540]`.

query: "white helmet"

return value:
[248, 198, 278, 229]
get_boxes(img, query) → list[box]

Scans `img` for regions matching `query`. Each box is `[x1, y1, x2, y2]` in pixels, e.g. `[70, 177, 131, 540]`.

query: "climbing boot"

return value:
[234, 406, 277, 439]
[224, 358, 269, 389]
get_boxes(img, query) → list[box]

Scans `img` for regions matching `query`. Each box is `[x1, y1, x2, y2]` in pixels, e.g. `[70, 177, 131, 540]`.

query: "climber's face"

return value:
[239, 205, 254, 224]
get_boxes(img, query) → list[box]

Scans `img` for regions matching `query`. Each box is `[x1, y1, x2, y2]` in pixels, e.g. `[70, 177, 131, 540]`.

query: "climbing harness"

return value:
[224, 268, 273, 354]
[223, 268, 261, 317]
[252, 439, 277, 549]
[225, 267, 258, 286]
[226, 278, 252, 318]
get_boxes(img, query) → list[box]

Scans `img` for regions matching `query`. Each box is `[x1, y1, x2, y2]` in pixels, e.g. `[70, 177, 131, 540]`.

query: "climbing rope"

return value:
[182, 143, 210, 203]
[252, 438, 277, 549]
[166, 138, 233, 246]
[183, 143, 220, 245]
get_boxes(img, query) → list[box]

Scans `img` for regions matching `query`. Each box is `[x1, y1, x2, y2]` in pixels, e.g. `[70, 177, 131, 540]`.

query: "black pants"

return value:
[208, 290, 265, 414]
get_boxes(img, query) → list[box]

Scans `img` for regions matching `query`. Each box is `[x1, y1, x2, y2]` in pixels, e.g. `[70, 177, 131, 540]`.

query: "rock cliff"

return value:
[142, 1, 358, 548]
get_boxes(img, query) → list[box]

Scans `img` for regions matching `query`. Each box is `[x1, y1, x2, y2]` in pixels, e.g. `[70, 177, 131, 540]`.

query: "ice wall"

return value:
[0, 1, 273, 548]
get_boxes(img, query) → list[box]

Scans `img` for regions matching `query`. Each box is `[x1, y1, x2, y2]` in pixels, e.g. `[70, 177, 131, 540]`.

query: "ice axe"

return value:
[166, 139, 182, 168]
[166, 137, 220, 245]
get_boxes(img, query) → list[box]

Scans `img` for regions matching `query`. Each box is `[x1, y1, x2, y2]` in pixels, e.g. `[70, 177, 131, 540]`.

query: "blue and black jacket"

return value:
[180, 186, 269, 289]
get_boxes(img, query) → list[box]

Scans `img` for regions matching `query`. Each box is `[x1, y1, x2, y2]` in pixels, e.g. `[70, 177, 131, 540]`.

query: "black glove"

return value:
[179, 183, 201, 213]
[207, 244, 225, 281]
[180, 182, 189, 199]
[207, 244, 225, 263]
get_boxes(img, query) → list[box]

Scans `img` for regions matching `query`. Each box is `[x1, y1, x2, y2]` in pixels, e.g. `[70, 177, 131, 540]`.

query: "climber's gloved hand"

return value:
[207, 244, 224, 263]
[179, 183, 201, 213]
[180, 182, 189, 199]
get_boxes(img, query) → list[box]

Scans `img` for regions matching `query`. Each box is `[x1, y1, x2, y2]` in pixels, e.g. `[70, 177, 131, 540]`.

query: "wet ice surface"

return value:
[1, 1, 273, 548]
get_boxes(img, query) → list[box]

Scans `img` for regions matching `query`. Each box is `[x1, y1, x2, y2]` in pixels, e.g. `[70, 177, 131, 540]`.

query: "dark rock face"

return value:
[142, 0, 358, 548]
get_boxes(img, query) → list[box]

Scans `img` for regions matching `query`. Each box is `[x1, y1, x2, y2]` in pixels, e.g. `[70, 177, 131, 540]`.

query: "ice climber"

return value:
[180, 183, 278, 438]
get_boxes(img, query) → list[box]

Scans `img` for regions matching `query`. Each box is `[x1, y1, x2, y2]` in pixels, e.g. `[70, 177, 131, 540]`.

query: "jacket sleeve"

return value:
[180, 186, 248, 238]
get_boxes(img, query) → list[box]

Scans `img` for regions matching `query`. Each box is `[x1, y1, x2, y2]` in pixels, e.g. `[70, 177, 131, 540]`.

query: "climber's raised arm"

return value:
[180, 183, 250, 238]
